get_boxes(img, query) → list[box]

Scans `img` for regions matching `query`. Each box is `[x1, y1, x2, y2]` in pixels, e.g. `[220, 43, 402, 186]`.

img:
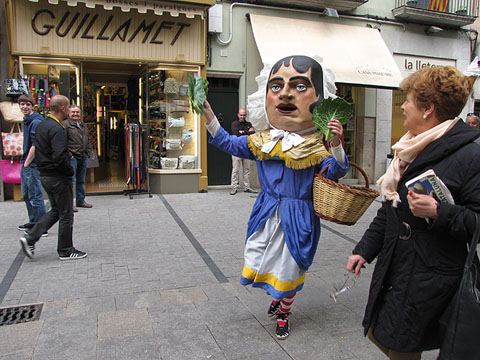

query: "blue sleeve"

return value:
[209, 126, 255, 160]
[316, 154, 349, 180]
[30, 119, 42, 147]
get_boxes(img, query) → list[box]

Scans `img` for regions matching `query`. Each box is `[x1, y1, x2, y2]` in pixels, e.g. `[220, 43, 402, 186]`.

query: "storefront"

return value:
[4, 0, 213, 194]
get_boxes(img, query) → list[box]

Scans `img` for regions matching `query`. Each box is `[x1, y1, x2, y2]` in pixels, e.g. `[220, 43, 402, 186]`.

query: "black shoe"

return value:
[18, 223, 34, 231]
[276, 313, 290, 340]
[268, 301, 280, 317]
[20, 236, 35, 259]
[245, 188, 258, 193]
[59, 249, 87, 261]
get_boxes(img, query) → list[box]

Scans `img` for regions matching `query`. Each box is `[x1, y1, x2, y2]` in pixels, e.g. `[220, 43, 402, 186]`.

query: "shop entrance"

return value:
[81, 62, 146, 194]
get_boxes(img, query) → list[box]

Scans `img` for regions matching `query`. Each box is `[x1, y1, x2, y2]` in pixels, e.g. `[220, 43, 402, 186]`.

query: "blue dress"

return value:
[209, 126, 349, 299]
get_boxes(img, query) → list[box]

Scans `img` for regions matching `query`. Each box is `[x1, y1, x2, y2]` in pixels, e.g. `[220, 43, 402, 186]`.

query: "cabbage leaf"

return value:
[312, 97, 353, 142]
[188, 75, 209, 115]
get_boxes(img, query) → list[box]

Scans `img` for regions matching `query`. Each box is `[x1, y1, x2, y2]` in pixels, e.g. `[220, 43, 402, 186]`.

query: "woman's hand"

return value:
[407, 191, 438, 219]
[328, 118, 343, 147]
[347, 254, 367, 275]
[203, 100, 215, 125]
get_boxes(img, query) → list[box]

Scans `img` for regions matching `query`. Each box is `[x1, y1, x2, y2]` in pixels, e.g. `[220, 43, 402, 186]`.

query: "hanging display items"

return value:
[148, 69, 198, 170]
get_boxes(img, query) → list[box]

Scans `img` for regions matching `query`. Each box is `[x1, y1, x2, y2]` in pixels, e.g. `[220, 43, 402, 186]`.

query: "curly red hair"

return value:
[400, 66, 475, 122]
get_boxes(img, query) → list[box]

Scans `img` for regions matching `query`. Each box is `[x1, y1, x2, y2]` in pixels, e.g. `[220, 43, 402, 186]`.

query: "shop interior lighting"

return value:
[139, 77, 143, 124]
[75, 67, 80, 105]
[425, 26, 444, 35]
[323, 8, 339, 17]
[96, 90, 102, 157]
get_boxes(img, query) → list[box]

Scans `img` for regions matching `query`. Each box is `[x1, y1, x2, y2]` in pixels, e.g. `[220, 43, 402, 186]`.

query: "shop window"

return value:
[337, 85, 356, 179]
[21, 61, 79, 116]
[392, 90, 407, 146]
[147, 68, 198, 171]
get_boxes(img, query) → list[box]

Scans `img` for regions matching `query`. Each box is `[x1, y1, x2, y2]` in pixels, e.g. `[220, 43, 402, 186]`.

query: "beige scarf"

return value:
[378, 118, 459, 207]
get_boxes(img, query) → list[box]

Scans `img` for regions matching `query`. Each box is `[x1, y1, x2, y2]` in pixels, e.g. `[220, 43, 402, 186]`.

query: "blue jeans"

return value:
[70, 157, 88, 205]
[21, 165, 46, 224]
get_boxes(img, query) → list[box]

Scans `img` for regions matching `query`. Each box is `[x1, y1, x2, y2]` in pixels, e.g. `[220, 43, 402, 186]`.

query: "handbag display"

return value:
[4, 79, 29, 96]
[0, 101, 24, 123]
[167, 116, 185, 128]
[164, 77, 179, 94]
[0, 159, 22, 184]
[165, 139, 183, 151]
[438, 213, 480, 360]
[2, 123, 24, 157]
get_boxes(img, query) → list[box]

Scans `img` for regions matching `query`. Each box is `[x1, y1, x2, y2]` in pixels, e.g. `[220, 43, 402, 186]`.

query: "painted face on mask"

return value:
[265, 59, 320, 132]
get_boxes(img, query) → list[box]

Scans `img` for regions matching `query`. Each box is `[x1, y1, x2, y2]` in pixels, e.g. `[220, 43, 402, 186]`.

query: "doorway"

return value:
[206, 77, 239, 185]
[81, 62, 146, 193]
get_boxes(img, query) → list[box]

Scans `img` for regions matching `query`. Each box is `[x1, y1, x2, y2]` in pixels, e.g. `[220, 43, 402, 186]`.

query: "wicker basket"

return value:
[313, 162, 379, 226]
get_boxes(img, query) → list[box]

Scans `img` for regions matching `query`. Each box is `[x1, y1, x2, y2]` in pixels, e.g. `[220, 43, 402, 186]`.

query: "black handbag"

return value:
[438, 213, 480, 360]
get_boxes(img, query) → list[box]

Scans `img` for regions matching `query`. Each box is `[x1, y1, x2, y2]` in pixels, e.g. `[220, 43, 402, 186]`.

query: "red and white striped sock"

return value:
[277, 293, 296, 326]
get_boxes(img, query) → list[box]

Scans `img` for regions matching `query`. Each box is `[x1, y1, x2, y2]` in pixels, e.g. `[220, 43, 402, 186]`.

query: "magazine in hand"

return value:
[405, 169, 454, 204]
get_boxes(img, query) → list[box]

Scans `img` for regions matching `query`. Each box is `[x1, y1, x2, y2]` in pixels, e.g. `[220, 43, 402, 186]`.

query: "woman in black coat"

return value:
[347, 64, 480, 359]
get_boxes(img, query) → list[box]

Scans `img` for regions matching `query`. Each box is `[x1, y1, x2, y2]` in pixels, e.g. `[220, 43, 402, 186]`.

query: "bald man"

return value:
[20, 95, 87, 261]
[466, 113, 480, 128]
[230, 108, 257, 195]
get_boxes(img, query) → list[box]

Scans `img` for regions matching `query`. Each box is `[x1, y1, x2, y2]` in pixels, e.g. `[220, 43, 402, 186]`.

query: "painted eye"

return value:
[296, 84, 307, 91]
[271, 84, 281, 92]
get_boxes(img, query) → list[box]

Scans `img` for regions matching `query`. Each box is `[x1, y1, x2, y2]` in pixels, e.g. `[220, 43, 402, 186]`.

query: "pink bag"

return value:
[0, 159, 22, 184]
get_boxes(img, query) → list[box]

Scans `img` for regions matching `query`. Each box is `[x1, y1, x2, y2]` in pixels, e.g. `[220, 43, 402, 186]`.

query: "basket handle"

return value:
[318, 161, 371, 188]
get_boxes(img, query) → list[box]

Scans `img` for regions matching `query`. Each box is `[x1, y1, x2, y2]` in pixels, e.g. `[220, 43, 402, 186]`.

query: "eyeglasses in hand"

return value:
[330, 272, 359, 303]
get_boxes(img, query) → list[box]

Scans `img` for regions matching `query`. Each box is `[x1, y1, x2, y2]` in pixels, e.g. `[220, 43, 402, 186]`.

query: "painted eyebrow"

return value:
[289, 76, 312, 85]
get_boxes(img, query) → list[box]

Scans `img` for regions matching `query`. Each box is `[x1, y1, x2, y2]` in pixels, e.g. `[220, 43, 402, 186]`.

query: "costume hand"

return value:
[203, 100, 215, 125]
[328, 118, 343, 147]
[346, 254, 366, 275]
[407, 191, 438, 218]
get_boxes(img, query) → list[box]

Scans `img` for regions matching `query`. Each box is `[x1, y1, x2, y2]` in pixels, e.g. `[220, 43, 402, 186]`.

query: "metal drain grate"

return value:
[0, 304, 43, 326]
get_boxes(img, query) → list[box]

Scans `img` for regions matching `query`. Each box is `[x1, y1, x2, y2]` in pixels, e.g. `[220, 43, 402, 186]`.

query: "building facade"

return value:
[206, 0, 478, 184]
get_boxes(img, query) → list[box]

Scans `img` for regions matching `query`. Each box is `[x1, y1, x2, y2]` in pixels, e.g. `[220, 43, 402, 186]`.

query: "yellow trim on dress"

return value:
[242, 265, 306, 292]
[248, 129, 330, 169]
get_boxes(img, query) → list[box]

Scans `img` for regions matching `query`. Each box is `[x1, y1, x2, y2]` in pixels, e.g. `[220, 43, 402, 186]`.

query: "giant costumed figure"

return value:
[203, 55, 349, 339]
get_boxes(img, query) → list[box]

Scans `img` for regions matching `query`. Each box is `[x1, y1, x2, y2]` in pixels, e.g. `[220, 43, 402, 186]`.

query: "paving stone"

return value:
[160, 286, 208, 304]
[33, 315, 97, 360]
[96, 335, 160, 360]
[66, 295, 116, 317]
[114, 291, 163, 311]
[0, 320, 43, 357]
[97, 308, 154, 340]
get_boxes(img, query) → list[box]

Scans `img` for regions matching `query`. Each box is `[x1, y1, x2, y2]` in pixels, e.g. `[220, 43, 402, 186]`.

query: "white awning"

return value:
[27, 0, 205, 18]
[249, 14, 403, 88]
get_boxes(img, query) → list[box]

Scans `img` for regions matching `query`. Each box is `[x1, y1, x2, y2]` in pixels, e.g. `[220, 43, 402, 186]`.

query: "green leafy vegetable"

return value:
[312, 97, 353, 142]
[188, 75, 209, 115]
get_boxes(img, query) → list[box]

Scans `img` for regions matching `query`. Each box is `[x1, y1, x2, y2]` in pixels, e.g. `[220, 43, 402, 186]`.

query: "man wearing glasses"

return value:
[466, 113, 480, 128]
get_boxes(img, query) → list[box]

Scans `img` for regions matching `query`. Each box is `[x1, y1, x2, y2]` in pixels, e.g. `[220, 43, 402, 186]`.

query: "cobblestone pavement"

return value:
[0, 189, 439, 359]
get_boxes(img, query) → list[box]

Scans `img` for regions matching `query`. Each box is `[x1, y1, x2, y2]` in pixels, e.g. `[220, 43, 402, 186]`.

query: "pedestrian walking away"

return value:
[346, 60, 480, 359]
[230, 107, 257, 195]
[20, 95, 87, 261]
[17, 93, 47, 235]
[203, 55, 349, 339]
[63, 104, 94, 212]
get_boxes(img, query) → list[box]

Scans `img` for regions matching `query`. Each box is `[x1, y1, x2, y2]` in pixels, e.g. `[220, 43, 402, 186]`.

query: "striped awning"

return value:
[26, 0, 206, 18]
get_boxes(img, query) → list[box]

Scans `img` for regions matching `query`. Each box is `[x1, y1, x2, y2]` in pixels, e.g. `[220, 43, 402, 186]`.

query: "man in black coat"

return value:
[20, 95, 87, 261]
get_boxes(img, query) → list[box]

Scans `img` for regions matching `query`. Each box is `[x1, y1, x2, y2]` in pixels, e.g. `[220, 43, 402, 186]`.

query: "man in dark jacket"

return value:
[17, 94, 47, 233]
[20, 95, 87, 261]
[230, 108, 257, 195]
[63, 105, 93, 211]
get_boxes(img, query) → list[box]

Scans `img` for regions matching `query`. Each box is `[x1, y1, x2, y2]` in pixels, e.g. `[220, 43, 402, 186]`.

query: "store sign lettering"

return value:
[404, 59, 440, 70]
[31, 9, 190, 45]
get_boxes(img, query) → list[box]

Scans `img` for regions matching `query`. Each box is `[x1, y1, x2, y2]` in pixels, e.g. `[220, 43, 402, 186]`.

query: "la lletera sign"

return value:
[11, 0, 205, 63]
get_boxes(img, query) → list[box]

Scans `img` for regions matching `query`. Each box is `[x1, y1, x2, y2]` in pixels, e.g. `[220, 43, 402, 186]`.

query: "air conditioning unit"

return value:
[208, 4, 223, 34]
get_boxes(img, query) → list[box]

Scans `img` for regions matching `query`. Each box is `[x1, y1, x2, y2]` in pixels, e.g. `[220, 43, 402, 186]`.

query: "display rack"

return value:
[124, 123, 152, 199]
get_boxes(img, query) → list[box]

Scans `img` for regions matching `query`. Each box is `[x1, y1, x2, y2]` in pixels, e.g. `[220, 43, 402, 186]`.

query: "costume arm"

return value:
[208, 124, 255, 160]
[352, 203, 387, 263]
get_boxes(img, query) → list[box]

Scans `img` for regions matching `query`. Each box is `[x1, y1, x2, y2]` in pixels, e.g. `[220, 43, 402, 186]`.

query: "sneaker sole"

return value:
[20, 237, 33, 259]
[24, 231, 48, 237]
[59, 253, 88, 261]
